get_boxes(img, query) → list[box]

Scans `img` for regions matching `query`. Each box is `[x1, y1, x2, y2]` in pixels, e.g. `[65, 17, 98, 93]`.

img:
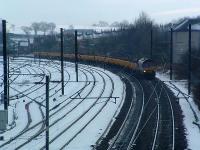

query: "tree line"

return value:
[21, 22, 56, 36]
[78, 13, 200, 109]
[79, 12, 170, 62]
[27, 13, 200, 110]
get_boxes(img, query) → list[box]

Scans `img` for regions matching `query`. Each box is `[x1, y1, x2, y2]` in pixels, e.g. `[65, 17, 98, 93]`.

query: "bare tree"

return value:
[31, 22, 40, 36]
[39, 22, 49, 35]
[48, 22, 56, 35]
[119, 20, 129, 28]
[21, 26, 32, 36]
[135, 12, 152, 26]
[98, 21, 109, 27]
[6, 24, 15, 33]
[92, 21, 109, 27]
[68, 24, 74, 30]
[110, 21, 120, 27]
[92, 23, 98, 27]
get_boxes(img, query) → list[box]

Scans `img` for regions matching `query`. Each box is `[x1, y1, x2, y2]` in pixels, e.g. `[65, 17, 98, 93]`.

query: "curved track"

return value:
[106, 70, 175, 150]
[0, 57, 125, 150]
[0, 57, 178, 150]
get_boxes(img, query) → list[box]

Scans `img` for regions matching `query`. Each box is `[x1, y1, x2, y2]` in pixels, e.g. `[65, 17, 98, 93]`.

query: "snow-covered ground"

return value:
[0, 57, 125, 150]
[2, 56, 199, 149]
[157, 72, 200, 150]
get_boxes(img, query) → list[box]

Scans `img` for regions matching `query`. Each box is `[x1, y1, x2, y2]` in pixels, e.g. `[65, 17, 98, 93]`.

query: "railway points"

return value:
[0, 55, 189, 150]
[0, 57, 126, 150]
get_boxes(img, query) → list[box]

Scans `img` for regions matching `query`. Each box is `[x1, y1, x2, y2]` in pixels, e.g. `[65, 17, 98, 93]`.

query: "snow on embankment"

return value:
[156, 72, 200, 150]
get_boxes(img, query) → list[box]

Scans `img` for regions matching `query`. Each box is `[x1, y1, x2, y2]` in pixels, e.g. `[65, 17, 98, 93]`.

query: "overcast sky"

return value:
[1, 0, 200, 27]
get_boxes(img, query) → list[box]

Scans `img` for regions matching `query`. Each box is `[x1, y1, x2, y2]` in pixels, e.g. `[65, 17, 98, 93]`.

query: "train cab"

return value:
[137, 58, 155, 79]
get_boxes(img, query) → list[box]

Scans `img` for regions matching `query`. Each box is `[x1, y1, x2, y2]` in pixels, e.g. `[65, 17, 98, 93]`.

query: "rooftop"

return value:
[173, 18, 200, 32]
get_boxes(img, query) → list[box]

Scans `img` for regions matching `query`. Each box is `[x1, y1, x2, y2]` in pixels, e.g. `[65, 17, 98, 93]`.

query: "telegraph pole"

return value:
[150, 28, 153, 59]
[7, 52, 9, 106]
[2, 20, 8, 110]
[75, 30, 78, 82]
[7, 30, 10, 106]
[170, 28, 173, 80]
[46, 76, 49, 150]
[39, 55, 40, 66]
[60, 28, 64, 95]
[188, 24, 191, 95]
[17, 41, 20, 56]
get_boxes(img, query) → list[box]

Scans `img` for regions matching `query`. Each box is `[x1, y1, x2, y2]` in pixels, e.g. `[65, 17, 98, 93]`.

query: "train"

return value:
[33, 52, 156, 79]
[137, 58, 156, 79]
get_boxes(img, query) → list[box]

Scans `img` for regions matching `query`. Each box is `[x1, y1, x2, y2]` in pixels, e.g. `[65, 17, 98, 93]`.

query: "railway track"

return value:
[0, 59, 71, 148]
[38, 68, 104, 149]
[107, 72, 144, 150]
[10, 64, 119, 150]
[131, 80, 175, 150]
[106, 69, 175, 150]
[0, 62, 26, 95]
[11, 68, 94, 149]
[0, 62, 96, 149]
[59, 68, 115, 149]
[9, 66, 46, 100]
[149, 80, 175, 150]
[0, 57, 178, 150]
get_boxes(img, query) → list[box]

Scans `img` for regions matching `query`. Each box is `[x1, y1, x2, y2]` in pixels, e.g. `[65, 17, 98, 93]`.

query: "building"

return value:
[9, 33, 34, 55]
[173, 18, 200, 63]
[64, 29, 94, 35]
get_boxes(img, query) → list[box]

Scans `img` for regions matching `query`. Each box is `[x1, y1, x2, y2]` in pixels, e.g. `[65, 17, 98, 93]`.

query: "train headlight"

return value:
[143, 70, 146, 73]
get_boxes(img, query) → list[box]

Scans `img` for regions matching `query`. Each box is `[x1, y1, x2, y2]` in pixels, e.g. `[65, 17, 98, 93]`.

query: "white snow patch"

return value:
[0, 57, 125, 150]
[156, 72, 200, 150]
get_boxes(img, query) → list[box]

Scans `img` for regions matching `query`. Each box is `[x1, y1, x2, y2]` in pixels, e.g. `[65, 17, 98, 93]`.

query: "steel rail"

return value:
[107, 73, 136, 150]
[0, 60, 71, 148]
[11, 66, 92, 149]
[150, 82, 161, 150]
[60, 67, 115, 149]
[163, 85, 175, 150]
[39, 67, 100, 149]
[126, 74, 145, 150]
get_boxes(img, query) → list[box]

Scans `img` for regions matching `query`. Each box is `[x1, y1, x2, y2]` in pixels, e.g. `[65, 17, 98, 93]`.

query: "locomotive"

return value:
[137, 58, 156, 79]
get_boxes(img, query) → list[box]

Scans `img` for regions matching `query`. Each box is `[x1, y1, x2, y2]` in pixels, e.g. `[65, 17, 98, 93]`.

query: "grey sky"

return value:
[1, 0, 200, 26]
